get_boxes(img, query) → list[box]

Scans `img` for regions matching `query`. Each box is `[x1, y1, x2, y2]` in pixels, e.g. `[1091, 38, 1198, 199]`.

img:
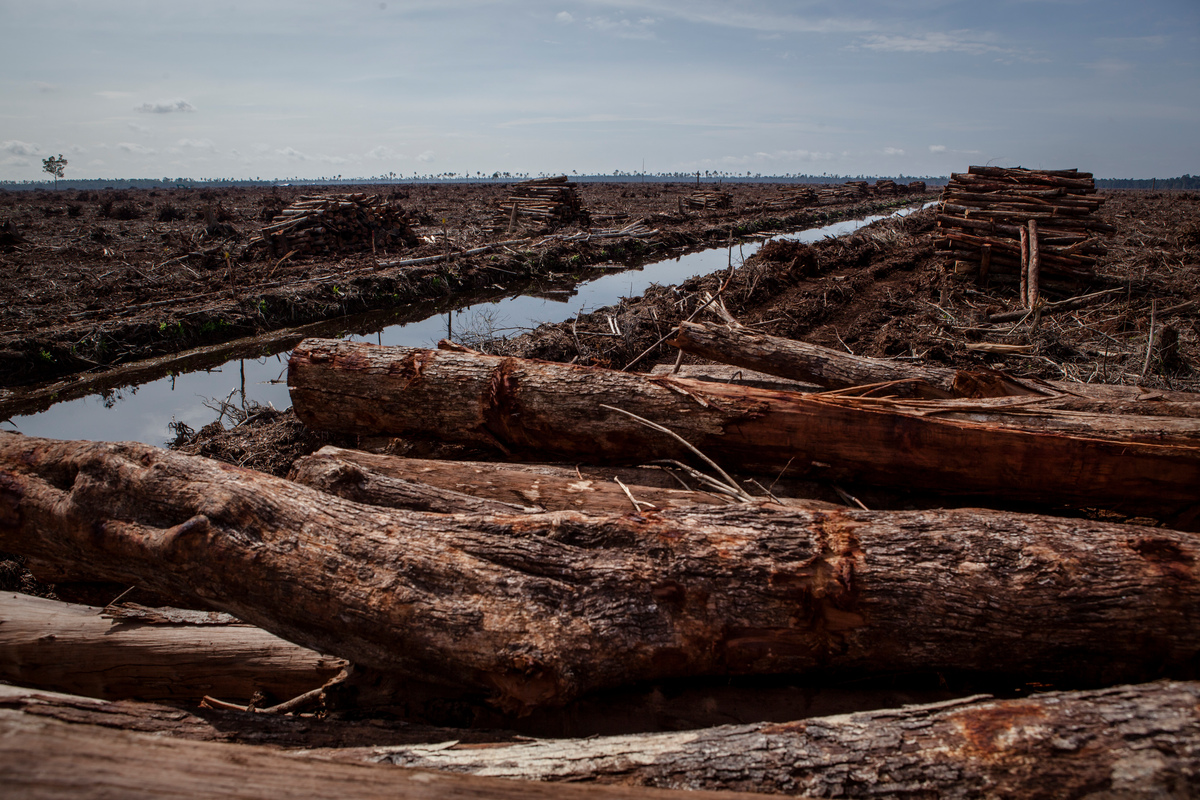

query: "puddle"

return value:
[9, 203, 930, 446]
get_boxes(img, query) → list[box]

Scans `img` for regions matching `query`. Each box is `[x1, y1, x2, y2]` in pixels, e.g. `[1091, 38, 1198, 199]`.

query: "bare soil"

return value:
[0, 182, 921, 389]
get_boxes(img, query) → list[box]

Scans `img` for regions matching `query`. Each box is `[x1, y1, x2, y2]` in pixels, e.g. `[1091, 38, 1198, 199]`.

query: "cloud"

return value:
[556, 11, 573, 23]
[176, 138, 216, 150]
[127, 122, 151, 134]
[276, 147, 308, 160]
[585, 15, 658, 40]
[96, 90, 133, 99]
[34, 82, 60, 93]
[118, 142, 158, 155]
[136, 99, 196, 114]
[417, 150, 436, 163]
[929, 145, 947, 153]
[2, 140, 41, 157]
[1085, 59, 1134, 76]
[367, 145, 403, 160]
[859, 31, 1014, 57]
[883, 147, 905, 156]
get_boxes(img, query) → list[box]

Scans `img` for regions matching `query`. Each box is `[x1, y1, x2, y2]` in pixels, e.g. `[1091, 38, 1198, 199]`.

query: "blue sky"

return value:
[2, 0, 1197, 180]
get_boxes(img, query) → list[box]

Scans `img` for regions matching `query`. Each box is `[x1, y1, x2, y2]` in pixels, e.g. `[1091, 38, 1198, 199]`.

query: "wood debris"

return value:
[243, 193, 417, 259]
[934, 166, 1113, 291]
[495, 176, 584, 231]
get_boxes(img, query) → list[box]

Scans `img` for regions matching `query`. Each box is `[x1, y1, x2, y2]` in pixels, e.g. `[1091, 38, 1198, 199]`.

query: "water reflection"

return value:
[9, 204, 930, 446]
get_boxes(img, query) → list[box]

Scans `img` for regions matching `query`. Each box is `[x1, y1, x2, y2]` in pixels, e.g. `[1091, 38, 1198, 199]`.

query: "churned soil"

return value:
[0, 181, 923, 389]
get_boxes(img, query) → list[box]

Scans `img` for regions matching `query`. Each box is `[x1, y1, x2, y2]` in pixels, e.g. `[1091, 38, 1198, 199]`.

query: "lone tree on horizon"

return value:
[42, 154, 67, 188]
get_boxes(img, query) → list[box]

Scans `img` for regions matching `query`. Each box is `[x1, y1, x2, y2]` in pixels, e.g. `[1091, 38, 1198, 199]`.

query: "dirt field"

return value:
[0, 181, 923, 389]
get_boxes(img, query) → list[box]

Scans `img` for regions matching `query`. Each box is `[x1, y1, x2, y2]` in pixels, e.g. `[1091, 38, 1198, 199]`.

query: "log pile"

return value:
[243, 193, 417, 258]
[496, 176, 584, 230]
[815, 182, 870, 204]
[762, 185, 818, 211]
[683, 189, 732, 210]
[935, 166, 1113, 301]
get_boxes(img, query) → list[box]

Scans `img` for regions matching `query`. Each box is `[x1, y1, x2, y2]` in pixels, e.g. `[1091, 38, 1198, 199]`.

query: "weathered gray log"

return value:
[287, 339, 1200, 522]
[0, 701, 751, 800]
[3, 433, 1199, 710]
[0, 592, 345, 702]
[347, 682, 1200, 800]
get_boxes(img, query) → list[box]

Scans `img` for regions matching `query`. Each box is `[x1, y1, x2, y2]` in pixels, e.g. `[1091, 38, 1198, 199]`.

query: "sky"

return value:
[1, 0, 1197, 182]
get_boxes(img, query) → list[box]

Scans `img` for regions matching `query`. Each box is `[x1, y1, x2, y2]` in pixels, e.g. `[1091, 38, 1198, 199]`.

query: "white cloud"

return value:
[585, 15, 658, 40]
[417, 150, 436, 163]
[34, 82, 59, 93]
[367, 145, 403, 160]
[277, 147, 308, 160]
[136, 99, 196, 114]
[860, 31, 1014, 57]
[2, 140, 41, 157]
[556, 11, 573, 23]
[1085, 58, 1134, 76]
[118, 142, 158, 155]
[127, 122, 151, 133]
[929, 144, 947, 153]
[883, 147, 905, 156]
[176, 138, 216, 150]
[96, 90, 133, 99]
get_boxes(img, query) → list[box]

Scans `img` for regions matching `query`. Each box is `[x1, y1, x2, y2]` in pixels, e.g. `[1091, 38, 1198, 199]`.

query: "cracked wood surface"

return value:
[286, 339, 1200, 522]
[2, 433, 1198, 708]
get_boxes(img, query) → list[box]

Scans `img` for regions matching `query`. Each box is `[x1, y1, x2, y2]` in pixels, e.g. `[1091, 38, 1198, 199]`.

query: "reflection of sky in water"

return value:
[9, 204, 929, 446]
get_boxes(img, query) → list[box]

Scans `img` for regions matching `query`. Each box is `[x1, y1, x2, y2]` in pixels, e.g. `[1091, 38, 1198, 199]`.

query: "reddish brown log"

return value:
[346, 682, 1200, 800]
[2, 433, 1199, 710]
[287, 339, 1200, 520]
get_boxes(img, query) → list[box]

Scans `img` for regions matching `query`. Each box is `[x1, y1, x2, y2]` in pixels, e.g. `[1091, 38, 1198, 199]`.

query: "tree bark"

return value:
[287, 339, 1200, 521]
[668, 321, 1200, 417]
[290, 446, 756, 513]
[0, 703, 751, 800]
[3, 433, 1199, 709]
[0, 592, 345, 703]
[345, 681, 1200, 800]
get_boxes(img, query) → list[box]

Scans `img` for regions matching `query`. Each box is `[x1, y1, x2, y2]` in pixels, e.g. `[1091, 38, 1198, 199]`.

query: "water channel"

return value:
[8, 204, 930, 446]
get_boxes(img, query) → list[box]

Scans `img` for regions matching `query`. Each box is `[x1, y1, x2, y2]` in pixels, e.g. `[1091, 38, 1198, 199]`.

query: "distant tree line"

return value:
[1095, 175, 1199, 190]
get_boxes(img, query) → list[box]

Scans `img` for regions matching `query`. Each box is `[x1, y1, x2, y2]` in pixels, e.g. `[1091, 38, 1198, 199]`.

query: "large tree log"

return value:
[0, 703, 751, 800]
[669, 320, 1200, 416]
[0, 592, 345, 703]
[344, 681, 1200, 799]
[289, 446, 745, 513]
[3, 433, 1199, 710]
[287, 339, 1200, 521]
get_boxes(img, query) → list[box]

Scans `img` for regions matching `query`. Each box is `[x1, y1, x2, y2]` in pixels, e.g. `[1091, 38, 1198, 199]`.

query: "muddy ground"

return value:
[1, 184, 1198, 735]
[0, 181, 923, 389]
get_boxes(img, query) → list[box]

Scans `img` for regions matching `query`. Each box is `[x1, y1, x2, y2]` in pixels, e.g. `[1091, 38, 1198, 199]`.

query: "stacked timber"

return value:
[873, 179, 899, 196]
[908, 180, 927, 193]
[935, 166, 1112, 294]
[243, 193, 417, 258]
[763, 185, 818, 210]
[496, 176, 583, 230]
[815, 181, 870, 204]
[683, 189, 732, 210]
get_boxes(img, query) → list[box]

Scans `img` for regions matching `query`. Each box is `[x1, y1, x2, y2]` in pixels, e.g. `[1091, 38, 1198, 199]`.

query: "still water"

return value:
[9, 205, 928, 446]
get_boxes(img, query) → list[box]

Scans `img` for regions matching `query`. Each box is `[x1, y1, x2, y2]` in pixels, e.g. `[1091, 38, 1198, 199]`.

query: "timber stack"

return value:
[763, 185, 818, 210]
[935, 166, 1113, 301]
[495, 175, 584, 230]
[683, 189, 733, 210]
[243, 193, 417, 259]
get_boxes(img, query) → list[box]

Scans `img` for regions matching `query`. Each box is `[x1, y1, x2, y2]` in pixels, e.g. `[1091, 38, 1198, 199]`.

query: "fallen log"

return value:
[0, 700, 750, 800]
[668, 320, 1200, 417]
[3, 433, 1199, 709]
[287, 339, 1200, 520]
[345, 681, 1200, 799]
[290, 446, 743, 513]
[0, 592, 345, 703]
[669, 320, 1033, 398]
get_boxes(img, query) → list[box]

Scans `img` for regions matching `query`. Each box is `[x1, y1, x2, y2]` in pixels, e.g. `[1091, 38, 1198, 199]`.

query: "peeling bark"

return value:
[2, 433, 1198, 709]
[345, 681, 1200, 800]
[287, 339, 1200, 521]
